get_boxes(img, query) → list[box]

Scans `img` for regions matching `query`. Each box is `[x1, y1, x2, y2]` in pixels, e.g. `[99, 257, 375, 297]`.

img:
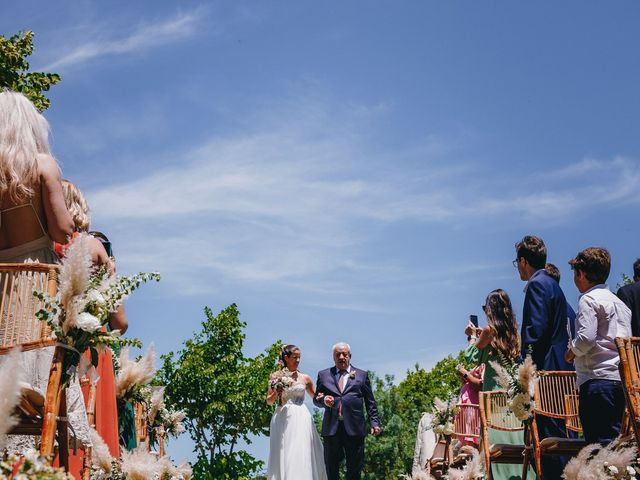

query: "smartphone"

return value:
[469, 315, 479, 328]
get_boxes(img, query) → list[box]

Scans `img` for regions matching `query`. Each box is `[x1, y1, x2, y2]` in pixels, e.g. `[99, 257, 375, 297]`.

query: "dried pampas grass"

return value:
[120, 446, 161, 480]
[489, 360, 511, 391]
[148, 386, 165, 424]
[401, 472, 435, 480]
[447, 451, 485, 480]
[0, 348, 23, 450]
[89, 428, 115, 473]
[116, 344, 156, 399]
[563, 441, 637, 480]
[518, 355, 538, 397]
[58, 233, 92, 310]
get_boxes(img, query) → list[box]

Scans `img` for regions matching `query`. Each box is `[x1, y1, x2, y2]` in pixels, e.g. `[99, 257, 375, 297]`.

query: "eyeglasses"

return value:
[512, 258, 520, 268]
[481, 305, 487, 312]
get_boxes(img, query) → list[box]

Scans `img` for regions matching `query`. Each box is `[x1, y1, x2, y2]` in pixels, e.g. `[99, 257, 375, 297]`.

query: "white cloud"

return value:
[41, 9, 203, 71]
[85, 96, 640, 293]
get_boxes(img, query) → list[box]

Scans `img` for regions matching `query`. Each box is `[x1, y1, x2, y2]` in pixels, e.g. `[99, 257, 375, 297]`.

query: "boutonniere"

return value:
[348, 371, 356, 380]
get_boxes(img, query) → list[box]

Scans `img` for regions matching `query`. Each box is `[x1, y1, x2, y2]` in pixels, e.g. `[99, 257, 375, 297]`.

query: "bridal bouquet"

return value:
[269, 368, 295, 391]
[489, 354, 538, 422]
[33, 234, 160, 379]
[430, 395, 459, 436]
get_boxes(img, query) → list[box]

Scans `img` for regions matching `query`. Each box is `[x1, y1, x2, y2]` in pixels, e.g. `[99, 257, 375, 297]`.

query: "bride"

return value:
[266, 344, 327, 480]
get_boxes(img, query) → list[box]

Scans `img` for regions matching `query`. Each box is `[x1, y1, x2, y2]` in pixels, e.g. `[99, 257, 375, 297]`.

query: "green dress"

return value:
[465, 344, 533, 480]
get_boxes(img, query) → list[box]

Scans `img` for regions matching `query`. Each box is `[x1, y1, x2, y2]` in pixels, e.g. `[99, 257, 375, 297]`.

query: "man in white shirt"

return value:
[565, 247, 632, 446]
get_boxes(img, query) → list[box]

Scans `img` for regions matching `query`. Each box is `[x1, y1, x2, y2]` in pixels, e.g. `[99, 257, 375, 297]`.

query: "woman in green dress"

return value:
[462, 289, 532, 480]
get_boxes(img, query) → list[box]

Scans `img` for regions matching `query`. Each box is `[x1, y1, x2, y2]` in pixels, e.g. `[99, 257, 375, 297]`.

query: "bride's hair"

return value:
[0, 91, 53, 203]
[279, 344, 300, 368]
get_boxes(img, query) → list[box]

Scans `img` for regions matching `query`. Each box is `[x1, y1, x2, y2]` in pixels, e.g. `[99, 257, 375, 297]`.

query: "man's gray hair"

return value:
[332, 342, 351, 354]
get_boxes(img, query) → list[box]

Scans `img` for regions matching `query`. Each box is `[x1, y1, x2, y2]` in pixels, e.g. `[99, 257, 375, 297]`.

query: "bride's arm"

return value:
[266, 386, 279, 405]
[304, 374, 316, 398]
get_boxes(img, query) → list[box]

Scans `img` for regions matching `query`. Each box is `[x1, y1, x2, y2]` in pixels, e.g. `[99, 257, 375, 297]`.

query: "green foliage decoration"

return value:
[157, 304, 282, 480]
[0, 30, 60, 111]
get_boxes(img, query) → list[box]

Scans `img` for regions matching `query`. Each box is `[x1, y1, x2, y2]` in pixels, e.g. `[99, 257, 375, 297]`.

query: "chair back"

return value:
[454, 403, 480, 441]
[0, 263, 58, 352]
[135, 401, 149, 446]
[533, 371, 579, 427]
[479, 390, 524, 432]
[615, 337, 640, 444]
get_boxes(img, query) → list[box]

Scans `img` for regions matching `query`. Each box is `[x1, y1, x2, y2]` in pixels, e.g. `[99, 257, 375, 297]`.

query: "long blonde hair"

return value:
[61, 180, 91, 231]
[0, 91, 53, 203]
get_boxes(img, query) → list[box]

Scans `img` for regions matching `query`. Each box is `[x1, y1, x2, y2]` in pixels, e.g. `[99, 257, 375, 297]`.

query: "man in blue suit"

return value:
[515, 235, 575, 479]
[314, 342, 381, 480]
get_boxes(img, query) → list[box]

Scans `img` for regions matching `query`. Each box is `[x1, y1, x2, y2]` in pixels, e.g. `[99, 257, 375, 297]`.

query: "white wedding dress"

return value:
[267, 382, 327, 480]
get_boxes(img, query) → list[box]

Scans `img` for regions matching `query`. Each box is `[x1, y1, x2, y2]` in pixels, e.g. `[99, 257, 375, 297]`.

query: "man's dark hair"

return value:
[569, 247, 611, 285]
[515, 235, 547, 270]
[634, 258, 640, 280]
[545, 263, 561, 282]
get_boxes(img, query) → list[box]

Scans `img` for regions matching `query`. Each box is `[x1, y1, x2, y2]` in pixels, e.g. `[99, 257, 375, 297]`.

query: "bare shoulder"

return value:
[37, 154, 61, 179]
[300, 373, 313, 384]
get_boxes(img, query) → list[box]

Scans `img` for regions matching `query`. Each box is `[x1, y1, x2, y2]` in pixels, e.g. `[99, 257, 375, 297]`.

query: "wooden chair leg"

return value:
[57, 393, 69, 471]
[40, 347, 65, 457]
[82, 446, 92, 480]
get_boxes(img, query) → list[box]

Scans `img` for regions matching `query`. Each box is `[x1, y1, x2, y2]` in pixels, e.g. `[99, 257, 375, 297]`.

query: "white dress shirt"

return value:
[571, 284, 632, 386]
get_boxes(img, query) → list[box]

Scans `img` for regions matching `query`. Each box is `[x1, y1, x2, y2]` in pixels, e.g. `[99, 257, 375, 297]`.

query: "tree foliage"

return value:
[158, 304, 281, 479]
[0, 31, 60, 111]
[362, 351, 470, 478]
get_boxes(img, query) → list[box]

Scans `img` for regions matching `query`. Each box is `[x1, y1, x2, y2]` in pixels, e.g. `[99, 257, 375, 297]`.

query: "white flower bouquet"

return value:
[269, 368, 295, 392]
[489, 354, 538, 422]
[33, 234, 160, 381]
[430, 395, 459, 437]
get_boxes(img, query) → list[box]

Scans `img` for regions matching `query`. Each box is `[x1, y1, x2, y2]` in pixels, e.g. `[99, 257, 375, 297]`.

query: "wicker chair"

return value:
[479, 391, 528, 480]
[134, 401, 149, 447]
[452, 403, 480, 465]
[0, 263, 69, 467]
[80, 375, 98, 480]
[615, 337, 640, 445]
[530, 371, 587, 479]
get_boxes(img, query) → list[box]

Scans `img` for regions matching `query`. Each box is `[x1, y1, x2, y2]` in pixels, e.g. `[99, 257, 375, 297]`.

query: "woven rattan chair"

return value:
[0, 263, 69, 467]
[479, 391, 528, 480]
[134, 401, 149, 447]
[615, 337, 640, 445]
[452, 403, 480, 465]
[530, 371, 587, 478]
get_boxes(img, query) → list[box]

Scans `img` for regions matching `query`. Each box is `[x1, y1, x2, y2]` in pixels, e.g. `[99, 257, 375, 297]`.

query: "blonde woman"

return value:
[0, 91, 89, 455]
[0, 90, 73, 262]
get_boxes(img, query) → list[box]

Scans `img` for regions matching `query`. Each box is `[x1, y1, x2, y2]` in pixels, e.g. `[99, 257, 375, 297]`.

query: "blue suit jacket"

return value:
[521, 269, 575, 371]
[313, 366, 380, 437]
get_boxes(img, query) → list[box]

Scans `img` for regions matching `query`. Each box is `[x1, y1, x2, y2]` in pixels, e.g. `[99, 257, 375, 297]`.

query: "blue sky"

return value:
[3, 0, 640, 466]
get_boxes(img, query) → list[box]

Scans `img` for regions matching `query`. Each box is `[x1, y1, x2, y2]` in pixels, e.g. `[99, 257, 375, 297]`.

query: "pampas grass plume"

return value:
[89, 428, 114, 473]
[0, 348, 23, 450]
[58, 233, 92, 308]
[116, 344, 156, 398]
[518, 355, 538, 397]
[120, 447, 161, 480]
[488, 360, 511, 391]
[148, 386, 165, 424]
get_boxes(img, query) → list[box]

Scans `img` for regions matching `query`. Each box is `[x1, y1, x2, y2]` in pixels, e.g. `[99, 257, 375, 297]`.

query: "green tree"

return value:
[158, 304, 281, 479]
[0, 31, 60, 111]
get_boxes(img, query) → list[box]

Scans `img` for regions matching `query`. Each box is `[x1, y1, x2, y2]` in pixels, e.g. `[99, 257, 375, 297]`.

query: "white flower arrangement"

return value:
[0, 449, 73, 479]
[489, 354, 538, 422]
[430, 395, 459, 437]
[33, 233, 160, 381]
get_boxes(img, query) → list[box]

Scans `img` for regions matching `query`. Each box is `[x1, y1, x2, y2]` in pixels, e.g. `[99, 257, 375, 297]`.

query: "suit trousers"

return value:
[579, 379, 625, 446]
[323, 423, 365, 480]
